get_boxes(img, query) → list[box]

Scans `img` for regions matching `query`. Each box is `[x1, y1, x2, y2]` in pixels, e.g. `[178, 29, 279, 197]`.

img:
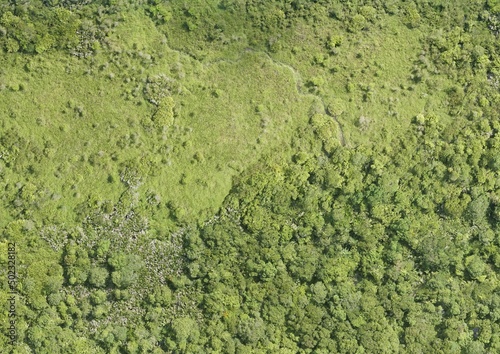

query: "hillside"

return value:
[1, 1, 500, 353]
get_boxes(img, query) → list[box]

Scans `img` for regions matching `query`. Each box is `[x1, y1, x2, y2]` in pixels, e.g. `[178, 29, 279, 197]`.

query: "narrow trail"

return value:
[172, 46, 347, 147]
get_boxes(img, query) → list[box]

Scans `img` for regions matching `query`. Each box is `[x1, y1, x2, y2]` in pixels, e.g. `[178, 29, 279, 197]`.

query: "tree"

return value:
[465, 255, 487, 281]
[168, 317, 200, 351]
[108, 253, 142, 289]
[88, 267, 109, 288]
[465, 195, 490, 225]
[237, 315, 265, 345]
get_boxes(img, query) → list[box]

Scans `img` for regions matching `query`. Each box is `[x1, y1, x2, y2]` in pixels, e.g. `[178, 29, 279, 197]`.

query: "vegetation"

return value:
[1, 0, 500, 352]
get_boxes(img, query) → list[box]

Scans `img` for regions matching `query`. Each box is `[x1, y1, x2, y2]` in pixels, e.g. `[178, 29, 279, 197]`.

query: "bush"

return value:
[153, 96, 175, 127]
[143, 74, 179, 105]
[348, 14, 367, 32]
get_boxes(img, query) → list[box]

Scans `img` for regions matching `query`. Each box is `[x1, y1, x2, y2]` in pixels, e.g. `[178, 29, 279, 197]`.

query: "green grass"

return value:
[0, 5, 472, 231]
[268, 15, 454, 149]
[162, 8, 459, 154]
[0, 10, 316, 227]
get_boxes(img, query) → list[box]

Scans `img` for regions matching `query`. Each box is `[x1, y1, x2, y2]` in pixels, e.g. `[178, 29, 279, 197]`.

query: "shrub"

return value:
[143, 74, 179, 105]
[348, 14, 367, 32]
[153, 96, 175, 127]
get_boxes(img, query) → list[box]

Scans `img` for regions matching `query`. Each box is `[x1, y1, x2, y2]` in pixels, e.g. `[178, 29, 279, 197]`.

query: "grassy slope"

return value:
[272, 15, 452, 148]
[162, 5, 457, 152]
[0, 9, 314, 228]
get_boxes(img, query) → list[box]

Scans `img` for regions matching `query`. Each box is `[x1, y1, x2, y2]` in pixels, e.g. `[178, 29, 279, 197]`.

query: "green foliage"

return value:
[404, 2, 421, 28]
[2, 1, 500, 352]
[0, 5, 81, 54]
[88, 267, 109, 288]
[348, 14, 367, 33]
[108, 253, 142, 289]
[152, 96, 175, 128]
[465, 194, 490, 225]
